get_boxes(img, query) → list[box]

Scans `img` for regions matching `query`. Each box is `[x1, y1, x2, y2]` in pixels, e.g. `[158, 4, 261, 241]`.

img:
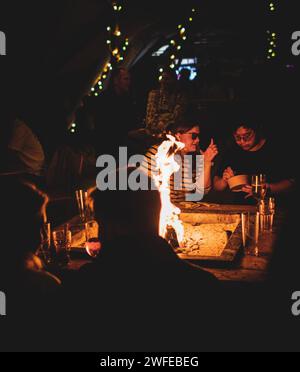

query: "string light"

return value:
[267, 2, 277, 61]
[158, 7, 197, 80]
[91, 1, 129, 97]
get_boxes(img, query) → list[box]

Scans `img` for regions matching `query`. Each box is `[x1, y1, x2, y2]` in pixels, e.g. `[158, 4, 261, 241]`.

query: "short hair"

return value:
[167, 119, 199, 135]
[0, 180, 48, 263]
[231, 111, 261, 133]
[92, 168, 161, 239]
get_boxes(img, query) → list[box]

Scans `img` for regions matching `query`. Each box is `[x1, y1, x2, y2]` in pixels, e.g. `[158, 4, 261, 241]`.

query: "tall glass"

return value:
[53, 224, 72, 265]
[251, 174, 267, 203]
[85, 220, 101, 258]
[76, 190, 86, 222]
[76, 190, 94, 222]
[241, 212, 260, 256]
[268, 197, 276, 232]
[38, 222, 52, 265]
[259, 197, 276, 233]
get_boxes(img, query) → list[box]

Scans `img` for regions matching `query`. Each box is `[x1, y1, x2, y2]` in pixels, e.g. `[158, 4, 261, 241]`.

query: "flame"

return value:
[154, 135, 185, 246]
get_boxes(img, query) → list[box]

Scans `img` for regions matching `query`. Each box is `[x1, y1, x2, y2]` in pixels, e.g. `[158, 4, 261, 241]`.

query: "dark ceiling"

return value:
[1, 0, 299, 136]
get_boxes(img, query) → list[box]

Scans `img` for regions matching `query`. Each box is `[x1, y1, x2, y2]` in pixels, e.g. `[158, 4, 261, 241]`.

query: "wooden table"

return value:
[65, 203, 284, 284]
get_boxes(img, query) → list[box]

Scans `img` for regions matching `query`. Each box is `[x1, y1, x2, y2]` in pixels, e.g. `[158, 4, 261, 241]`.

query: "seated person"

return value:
[0, 180, 61, 316]
[213, 115, 295, 204]
[69, 170, 219, 350]
[7, 118, 45, 177]
[141, 116, 218, 204]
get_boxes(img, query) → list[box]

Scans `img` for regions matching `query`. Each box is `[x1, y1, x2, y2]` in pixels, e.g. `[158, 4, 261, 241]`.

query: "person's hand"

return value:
[242, 185, 253, 199]
[201, 139, 218, 163]
[222, 167, 235, 182]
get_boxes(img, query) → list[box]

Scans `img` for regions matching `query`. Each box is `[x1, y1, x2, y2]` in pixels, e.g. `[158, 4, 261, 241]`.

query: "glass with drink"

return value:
[251, 174, 267, 202]
[38, 222, 53, 265]
[53, 224, 72, 265]
[85, 220, 101, 258]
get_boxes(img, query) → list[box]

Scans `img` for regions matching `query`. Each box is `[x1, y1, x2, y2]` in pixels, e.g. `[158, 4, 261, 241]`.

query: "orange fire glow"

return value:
[154, 135, 185, 246]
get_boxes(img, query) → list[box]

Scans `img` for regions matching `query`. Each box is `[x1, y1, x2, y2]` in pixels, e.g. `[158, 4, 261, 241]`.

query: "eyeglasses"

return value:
[183, 132, 200, 140]
[234, 131, 255, 143]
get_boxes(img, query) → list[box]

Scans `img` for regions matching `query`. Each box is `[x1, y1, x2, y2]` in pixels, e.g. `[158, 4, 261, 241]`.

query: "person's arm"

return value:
[213, 167, 235, 192]
[269, 179, 295, 195]
[214, 175, 228, 192]
[200, 139, 219, 194]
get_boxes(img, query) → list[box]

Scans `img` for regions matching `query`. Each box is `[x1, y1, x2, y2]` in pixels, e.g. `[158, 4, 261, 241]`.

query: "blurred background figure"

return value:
[92, 67, 139, 157]
[145, 68, 188, 134]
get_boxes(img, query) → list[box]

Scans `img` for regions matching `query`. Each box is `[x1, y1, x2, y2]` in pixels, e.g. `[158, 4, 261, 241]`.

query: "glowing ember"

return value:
[154, 135, 185, 246]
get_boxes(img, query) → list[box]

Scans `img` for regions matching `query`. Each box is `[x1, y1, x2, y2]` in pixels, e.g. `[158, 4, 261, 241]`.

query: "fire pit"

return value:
[173, 204, 245, 263]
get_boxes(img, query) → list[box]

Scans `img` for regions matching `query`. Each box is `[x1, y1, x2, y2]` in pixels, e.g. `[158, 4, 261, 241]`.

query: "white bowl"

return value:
[228, 175, 249, 192]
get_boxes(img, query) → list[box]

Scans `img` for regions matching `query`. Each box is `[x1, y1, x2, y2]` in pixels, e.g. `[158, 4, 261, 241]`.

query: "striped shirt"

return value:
[141, 144, 209, 204]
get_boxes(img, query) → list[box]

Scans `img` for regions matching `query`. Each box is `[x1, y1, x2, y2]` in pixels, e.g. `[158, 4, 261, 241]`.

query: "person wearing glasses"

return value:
[213, 115, 295, 202]
[141, 116, 218, 204]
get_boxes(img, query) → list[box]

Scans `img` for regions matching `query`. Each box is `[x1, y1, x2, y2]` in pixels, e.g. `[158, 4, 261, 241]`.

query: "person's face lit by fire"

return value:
[176, 126, 200, 153]
[234, 126, 257, 151]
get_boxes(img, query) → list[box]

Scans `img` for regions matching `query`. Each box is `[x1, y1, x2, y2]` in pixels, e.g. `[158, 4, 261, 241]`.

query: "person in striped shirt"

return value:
[141, 117, 218, 204]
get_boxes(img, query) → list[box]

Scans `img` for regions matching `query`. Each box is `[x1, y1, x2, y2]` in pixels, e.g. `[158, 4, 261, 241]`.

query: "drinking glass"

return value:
[85, 220, 101, 258]
[53, 224, 72, 265]
[76, 190, 86, 222]
[259, 197, 276, 233]
[76, 190, 94, 222]
[251, 174, 267, 203]
[38, 222, 52, 265]
[241, 212, 260, 256]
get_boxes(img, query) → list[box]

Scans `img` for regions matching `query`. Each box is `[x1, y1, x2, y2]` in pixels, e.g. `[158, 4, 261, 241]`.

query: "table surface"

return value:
[65, 203, 284, 284]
